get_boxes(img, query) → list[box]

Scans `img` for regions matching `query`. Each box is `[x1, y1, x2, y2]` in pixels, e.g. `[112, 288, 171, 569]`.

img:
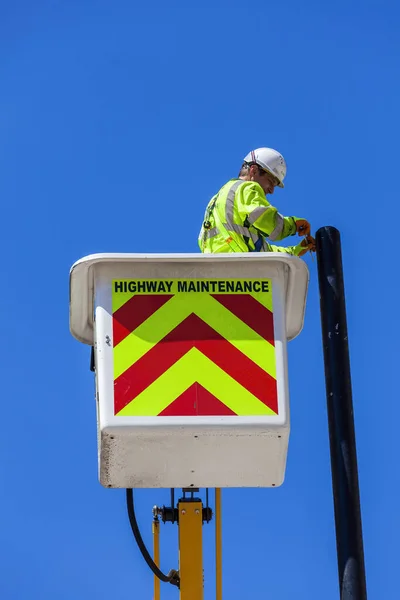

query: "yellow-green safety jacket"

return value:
[198, 179, 305, 255]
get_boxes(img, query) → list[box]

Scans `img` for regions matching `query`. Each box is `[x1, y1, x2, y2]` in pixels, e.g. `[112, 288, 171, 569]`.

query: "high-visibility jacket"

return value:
[198, 179, 305, 255]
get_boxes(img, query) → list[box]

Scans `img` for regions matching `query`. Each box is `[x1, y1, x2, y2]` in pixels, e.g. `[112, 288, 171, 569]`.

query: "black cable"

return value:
[126, 489, 180, 588]
[90, 347, 95, 372]
[170, 488, 175, 523]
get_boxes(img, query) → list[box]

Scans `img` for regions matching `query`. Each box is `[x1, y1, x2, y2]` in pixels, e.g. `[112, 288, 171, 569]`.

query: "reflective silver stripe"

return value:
[204, 227, 219, 238]
[223, 180, 266, 247]
[223, 223, 251, 236]
[247, 205, 270, 225]
[262, 239, 273, 252]
[221, 223, 260, 246]
[269, 213, 284, 241]
[249, 231, 260, 245]
[222, 180, 251, 238]
[225, 180, 245, 225]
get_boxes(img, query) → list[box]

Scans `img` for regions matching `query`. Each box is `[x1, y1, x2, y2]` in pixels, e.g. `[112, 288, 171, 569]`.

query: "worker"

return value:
[198, 147, 316, 256]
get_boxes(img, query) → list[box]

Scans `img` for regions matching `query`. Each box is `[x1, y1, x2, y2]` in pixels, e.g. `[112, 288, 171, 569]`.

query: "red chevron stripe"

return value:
[113, 294, 173, 347]
[114, 313, 277, 415]
[159, 384, 236, 416]
[211, 294, 274, 345]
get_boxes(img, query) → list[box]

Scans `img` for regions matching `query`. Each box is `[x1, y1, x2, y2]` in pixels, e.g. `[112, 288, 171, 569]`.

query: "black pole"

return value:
[315, 226, 367, 600]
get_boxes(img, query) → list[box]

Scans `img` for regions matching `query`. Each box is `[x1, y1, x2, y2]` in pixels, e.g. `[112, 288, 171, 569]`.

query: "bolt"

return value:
[181, 509, 186, 515]
[195, 509, 200, 515]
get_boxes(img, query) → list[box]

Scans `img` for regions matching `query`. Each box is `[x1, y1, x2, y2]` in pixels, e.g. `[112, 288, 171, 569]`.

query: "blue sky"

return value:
[1, 1, 399, 598]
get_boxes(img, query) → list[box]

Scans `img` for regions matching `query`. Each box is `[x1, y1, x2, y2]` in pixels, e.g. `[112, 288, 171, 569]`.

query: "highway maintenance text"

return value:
[113, 279, 270, 294]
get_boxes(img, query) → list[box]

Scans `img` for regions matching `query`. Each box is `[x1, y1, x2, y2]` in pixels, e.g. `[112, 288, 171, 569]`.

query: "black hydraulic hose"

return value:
[126, 489, 180, 588]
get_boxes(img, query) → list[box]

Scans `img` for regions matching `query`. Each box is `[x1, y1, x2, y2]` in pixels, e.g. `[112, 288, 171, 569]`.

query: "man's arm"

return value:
[238, 181, 310, 241]
[266, 236, 316, 256]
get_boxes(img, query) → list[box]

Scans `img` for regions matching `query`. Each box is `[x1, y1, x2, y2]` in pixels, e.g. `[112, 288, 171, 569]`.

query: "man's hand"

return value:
[298, 234, 316, 256]
[294, 218, 311, 236]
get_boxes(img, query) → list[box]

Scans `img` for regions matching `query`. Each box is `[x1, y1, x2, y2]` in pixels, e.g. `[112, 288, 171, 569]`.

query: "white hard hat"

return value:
[243, 147, 287, 188]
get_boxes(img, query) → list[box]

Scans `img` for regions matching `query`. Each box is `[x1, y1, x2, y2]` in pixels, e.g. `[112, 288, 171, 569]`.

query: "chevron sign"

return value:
[112, 279, 278, 417]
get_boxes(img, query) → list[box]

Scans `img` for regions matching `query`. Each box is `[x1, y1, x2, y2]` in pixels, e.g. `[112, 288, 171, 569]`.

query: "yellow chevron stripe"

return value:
[113, 293, 276, 380]
[116, 348, 276, 417]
